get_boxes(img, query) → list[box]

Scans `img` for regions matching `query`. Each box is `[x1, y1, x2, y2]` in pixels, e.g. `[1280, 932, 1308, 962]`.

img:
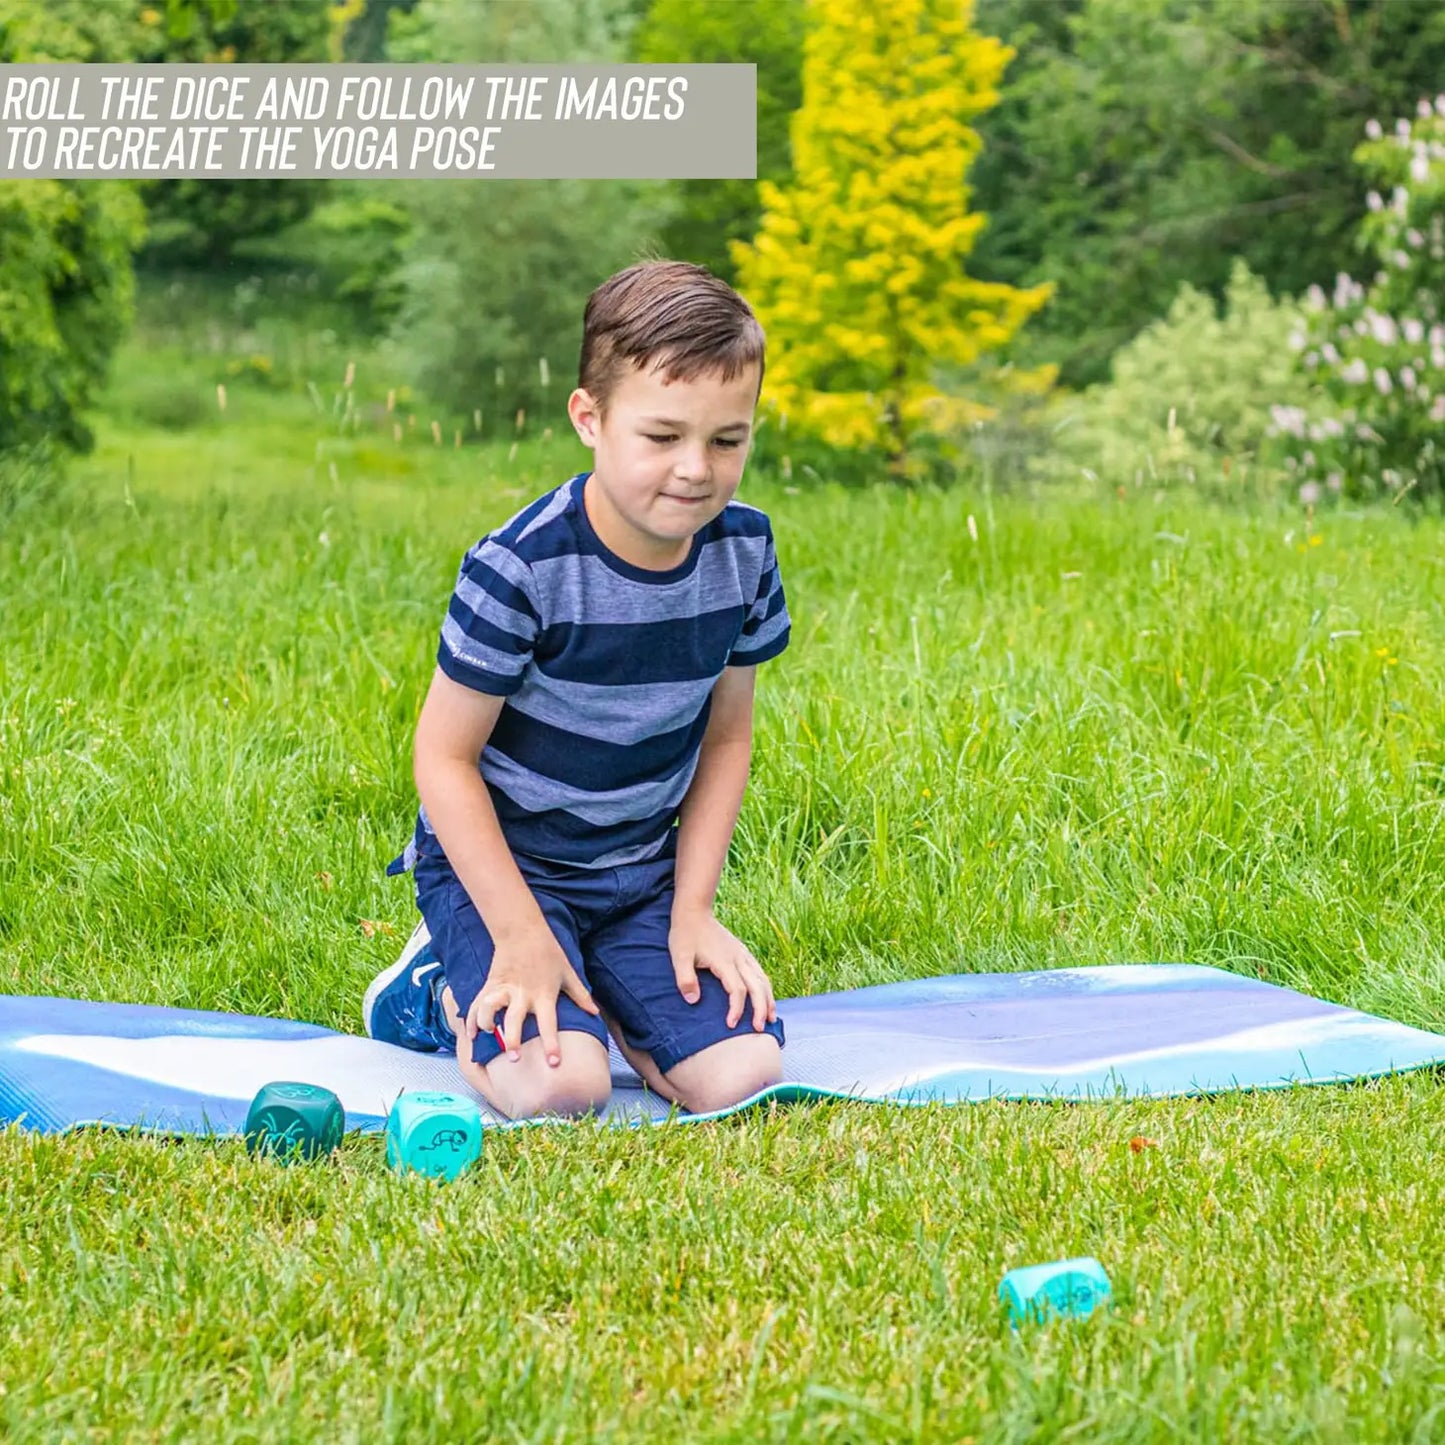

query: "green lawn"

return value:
[1, 318, 1443, 1440]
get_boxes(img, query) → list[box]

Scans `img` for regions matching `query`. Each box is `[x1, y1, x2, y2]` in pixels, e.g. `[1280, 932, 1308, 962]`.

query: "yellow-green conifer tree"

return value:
[732, 0, 1052, 479]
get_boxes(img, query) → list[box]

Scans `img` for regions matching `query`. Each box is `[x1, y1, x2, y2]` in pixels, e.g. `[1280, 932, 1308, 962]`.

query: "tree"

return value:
[631, 0, 805, 286]
[970, 0, 1445, 387]
[732, 0, 1051, 480]
[0, 1, 323, 267]
[0, 2, 147, 456]
[336, 0, 419, 61]
[0, 0, 140, 62]
[393, 0, 678, 429]
[132, 0, 333, 263]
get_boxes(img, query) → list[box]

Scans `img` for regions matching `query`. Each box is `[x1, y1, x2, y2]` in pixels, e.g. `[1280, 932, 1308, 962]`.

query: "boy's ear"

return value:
[568, 387, 601, 445]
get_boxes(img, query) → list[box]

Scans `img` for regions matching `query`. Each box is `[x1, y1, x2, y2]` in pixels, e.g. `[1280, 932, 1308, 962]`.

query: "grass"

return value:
[3, 1085, 1444, 1441]
[1, 293, 1443, 1440]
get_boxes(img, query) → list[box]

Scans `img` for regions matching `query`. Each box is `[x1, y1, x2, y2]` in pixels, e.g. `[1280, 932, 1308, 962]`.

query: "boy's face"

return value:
[568, 358, 760, 570]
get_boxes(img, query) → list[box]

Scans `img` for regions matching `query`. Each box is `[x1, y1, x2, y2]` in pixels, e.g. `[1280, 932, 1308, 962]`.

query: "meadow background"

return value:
[2, 0, 1444, 1440]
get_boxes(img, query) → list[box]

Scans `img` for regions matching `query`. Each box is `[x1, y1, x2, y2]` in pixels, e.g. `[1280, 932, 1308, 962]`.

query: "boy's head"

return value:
[568, 260, 766, 569]
[576, 259, 765, 422]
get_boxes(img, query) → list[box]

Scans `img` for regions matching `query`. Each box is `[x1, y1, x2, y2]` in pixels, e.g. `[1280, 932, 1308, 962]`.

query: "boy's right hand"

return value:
[464, 923, 600, 1069]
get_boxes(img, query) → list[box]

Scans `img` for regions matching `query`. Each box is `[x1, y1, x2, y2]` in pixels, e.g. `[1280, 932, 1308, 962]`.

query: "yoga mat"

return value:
[1, 964, 1441, 1137]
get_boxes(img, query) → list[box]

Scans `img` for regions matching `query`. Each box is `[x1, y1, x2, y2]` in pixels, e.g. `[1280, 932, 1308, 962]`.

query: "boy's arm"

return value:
[413, 667, 599, 1062]
[672, 664, 757, 917]
[413, 668, 545, 943]
[669, 665, 776, 1030]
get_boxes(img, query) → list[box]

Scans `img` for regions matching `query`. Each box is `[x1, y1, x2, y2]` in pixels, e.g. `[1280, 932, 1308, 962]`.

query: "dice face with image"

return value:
[415, 1127, 472, 1154]
[999, 1257, 1113, 1326]
[243, 1082, 346, 1162]
[1040, 1272, 1104, 1321]
[385, 1091, 483, 1181]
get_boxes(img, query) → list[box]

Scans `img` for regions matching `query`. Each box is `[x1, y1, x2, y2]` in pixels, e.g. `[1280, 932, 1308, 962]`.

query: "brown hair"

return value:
[578, 259, 765, 419]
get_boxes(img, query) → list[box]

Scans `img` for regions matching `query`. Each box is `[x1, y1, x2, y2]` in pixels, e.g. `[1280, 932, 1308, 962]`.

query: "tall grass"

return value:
[0, 312, 1442, 1439]
[4, 428, 1440, 1030]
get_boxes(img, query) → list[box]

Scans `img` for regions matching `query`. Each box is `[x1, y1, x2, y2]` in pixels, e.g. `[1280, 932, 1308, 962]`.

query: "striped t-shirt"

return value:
[395, 471, 790, 872]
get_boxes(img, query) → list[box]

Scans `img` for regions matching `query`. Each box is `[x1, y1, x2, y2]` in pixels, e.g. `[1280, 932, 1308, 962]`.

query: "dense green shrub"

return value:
[0, 182, 145, 452]
[1049, 260, 1309, 485]
[0, 3, 149, 455]
[0, 0, 138, 64]
[236, 194, 413, 335]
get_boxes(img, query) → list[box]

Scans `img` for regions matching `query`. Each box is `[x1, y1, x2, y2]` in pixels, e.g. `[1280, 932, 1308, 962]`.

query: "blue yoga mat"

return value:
[1, 964, 1441, 1137]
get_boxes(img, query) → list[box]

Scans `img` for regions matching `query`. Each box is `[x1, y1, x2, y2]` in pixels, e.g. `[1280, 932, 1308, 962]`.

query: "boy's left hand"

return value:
[668, 909, 776, 1031]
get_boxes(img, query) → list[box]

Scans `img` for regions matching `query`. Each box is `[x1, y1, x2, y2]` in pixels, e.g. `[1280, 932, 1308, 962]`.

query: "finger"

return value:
[475, 987, 511, 1045]
[535, 996, 562, 1069]
[718, 964, 747, 1029]
[739, 954, 776, 1026]
[560, 965, 601, 1017]
[747, 971, 771, 1031]
[744, 960, 776, 1028]
[464, 990, 490, 1043]
[500, 1000, 524, 1061]
[672, 949, 701, 1005]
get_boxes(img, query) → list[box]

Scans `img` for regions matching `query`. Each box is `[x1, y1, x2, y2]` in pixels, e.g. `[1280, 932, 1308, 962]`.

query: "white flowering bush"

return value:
[1278, 98, 1445, 504]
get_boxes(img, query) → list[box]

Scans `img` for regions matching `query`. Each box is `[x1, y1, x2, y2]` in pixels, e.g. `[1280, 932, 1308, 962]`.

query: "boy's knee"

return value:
[460, 1037, 612, 1121]
[669, 1033, 783, 1115]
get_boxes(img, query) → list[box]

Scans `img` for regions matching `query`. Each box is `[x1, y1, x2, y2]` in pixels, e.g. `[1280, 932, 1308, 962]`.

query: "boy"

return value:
[363, 259, 790, 1121]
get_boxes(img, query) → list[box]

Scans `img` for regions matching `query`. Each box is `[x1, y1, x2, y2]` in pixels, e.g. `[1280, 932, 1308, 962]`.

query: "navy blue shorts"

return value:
[413, 846, 786, 1072]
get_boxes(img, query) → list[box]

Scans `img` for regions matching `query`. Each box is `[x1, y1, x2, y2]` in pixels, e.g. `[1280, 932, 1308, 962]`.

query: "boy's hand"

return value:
[466, 923, 600, 1068]
[668, 909, 776, 1031]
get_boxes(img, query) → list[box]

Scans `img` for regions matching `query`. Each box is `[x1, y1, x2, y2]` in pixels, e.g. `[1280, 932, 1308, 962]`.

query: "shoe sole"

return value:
[362, 920, 435, 1038]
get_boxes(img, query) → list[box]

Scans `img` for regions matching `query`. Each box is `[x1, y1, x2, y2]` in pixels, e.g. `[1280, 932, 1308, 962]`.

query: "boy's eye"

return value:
[645, 434, 744, 449]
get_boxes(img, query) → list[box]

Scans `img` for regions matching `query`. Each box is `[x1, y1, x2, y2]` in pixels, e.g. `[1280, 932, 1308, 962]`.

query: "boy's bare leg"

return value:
[439, 984, 611, 1121]
[597, 1007, 783, 1115]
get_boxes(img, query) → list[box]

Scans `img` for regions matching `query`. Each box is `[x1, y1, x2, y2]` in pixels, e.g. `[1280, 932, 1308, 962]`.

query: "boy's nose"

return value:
[675, 447, 710, 481]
